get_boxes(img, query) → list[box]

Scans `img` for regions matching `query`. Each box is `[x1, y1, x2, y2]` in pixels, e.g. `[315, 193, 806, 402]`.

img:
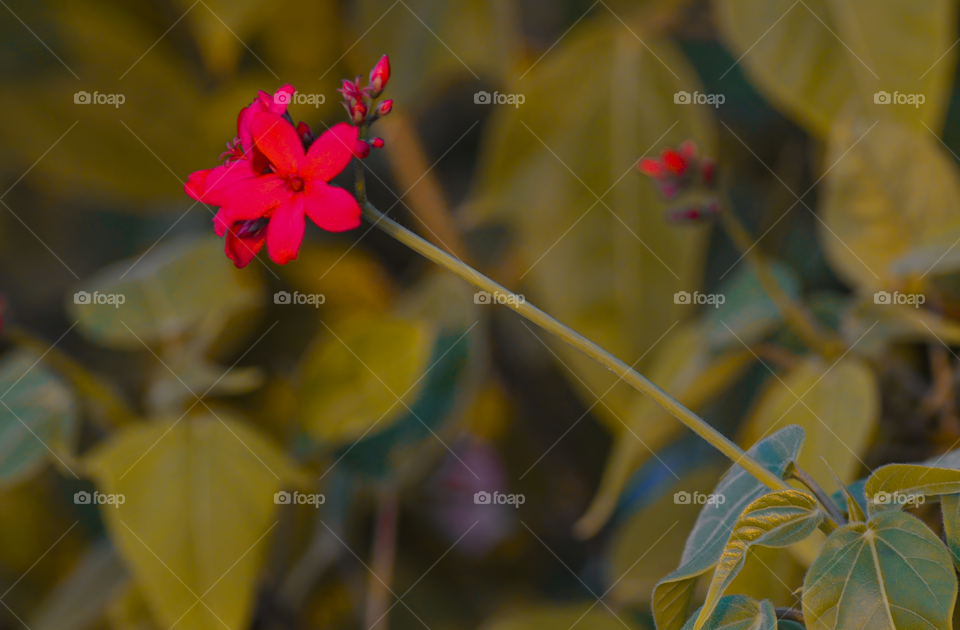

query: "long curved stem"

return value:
[357, 198, 789, 492]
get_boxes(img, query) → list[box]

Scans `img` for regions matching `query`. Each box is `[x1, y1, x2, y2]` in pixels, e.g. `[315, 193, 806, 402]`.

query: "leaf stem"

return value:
[364, 486, 399, 630]
[716, 202, 844, 360]
[356, 195, 789, 492]
[786, 462, 845, 528]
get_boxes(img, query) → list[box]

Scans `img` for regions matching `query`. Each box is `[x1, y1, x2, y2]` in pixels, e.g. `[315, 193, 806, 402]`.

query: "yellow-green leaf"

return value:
[683, 595, 776, 630]
[69, 234, 262, 350]
[299, 316, 435, 445]
[740, 355, 879, 494]
[820, 117, 960, 290]
[713, 0, 957, 136]
[865, 464, 960, 514]
[652, 426, 804, 630]
[694, 491, 821, 630]
[941, 494, 960, 571]
[803, 510, 956, 630]
[84, 411, 303, 630]
[0, 349, 78, 487]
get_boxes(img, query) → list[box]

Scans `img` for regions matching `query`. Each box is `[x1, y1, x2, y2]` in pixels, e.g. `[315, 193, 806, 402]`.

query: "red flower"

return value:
[208, 113, 361, 266]
[638, 140, 719, 224]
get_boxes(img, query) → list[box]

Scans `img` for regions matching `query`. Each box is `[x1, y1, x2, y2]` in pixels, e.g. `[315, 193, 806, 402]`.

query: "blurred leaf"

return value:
[820, 117, 960, 290]
[481, 604, 641, 630]
[85, 411, 303, 630]
[694, 491, 821, 630]
[652, 425, 804, 630]
[682, 595, 776, 630]
[466, 17, 715, 439]
[0, 349, 77, 488]
[840, 298, 960, 358]
[713, 0, 957, 136]
[31, 539, 130, 630]
[348, 0, 512, 104]
[803, 510, 956, 630]
[298, 316, 436, 445]
[607, 465, 727, 607]
[107, 584, 162, 630]
[576, 323, 753, 537]
[69, 234, 262, 350]
[705, 261, 800, 351]
[173, 0, 280, 76]
[865, 464, 960, 514]
[740, 355, 879, 493]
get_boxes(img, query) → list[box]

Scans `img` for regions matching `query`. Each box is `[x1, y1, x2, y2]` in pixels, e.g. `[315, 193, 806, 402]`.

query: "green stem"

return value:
[786, 462, 843, 531]
[358, 199, 789, 492]
[717, 203, 843, 360]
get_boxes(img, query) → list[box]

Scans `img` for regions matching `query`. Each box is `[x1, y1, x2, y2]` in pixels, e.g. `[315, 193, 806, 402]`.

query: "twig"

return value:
[786, 462, 845, 527]
[775, 608, 805, 625]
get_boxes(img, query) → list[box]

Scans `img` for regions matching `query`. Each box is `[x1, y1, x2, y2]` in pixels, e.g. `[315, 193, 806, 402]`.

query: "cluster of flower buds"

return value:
[637, 140, 720, 223]
[337, 56, 394, 160]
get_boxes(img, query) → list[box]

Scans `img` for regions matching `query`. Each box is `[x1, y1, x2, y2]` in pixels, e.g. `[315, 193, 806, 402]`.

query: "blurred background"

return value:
[3, 0, 960, 629]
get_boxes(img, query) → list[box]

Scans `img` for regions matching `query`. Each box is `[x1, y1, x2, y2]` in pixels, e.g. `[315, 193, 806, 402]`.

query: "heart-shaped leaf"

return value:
[694, 491, 822, 630]
[652, 425, 804, 630]
[803, 510, 956, 630]
[683, 595, 776, 630]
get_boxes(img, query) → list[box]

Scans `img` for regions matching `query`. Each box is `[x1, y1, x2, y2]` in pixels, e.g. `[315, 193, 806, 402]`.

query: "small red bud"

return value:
[351, 101, 368, 125]
[371, 137, 384, 149]
[369, 55, 391, 97]
[701, 159, 716, 186]
[354, 140, 371, 158]
[377, 99, 393, 116]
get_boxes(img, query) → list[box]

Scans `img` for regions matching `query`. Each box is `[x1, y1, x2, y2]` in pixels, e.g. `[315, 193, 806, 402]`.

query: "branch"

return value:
[775, 608, 805, 626]
[786, 462, 845, 528]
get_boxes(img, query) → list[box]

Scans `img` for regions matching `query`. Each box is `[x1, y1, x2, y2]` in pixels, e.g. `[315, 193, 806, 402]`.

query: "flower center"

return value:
[288, 176, 305, 192]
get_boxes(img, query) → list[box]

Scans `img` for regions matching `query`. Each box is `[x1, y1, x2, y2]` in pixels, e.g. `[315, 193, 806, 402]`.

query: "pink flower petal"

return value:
[303, 180, 361, 232]
[224, 227, 266, 268]
[266, 194, 306, 264]
[218, 173, 292, 221]
[302, 123, 358, 182]
[250, 112, 304, 176]
[269, 84, 296, 114]
[185, 159, 258, 207]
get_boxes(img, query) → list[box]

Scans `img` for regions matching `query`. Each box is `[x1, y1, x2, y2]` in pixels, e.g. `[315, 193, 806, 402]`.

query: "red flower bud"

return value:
[354, 140, 371, 158]
[377, 99, 393, 116]
[296, 121, 315, 147]
[371, 137, 384, 149]
[369, 55, 391, 97]
[351, 101, 368, 125]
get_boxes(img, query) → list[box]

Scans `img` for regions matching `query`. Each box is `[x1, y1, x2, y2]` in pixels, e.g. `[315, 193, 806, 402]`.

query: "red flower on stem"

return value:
[638, 140, 719, 223]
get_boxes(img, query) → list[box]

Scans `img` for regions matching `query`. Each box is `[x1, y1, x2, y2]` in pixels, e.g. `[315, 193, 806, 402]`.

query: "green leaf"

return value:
[803, 510, 956, 630]
[683, 596, 776, 630]
[466, 17, 715, 453]
[0, 349, 78, 487]
[298, 316, 436, 445]
[85, 411, 303, 630]
[694, 491, 822, 630]
[940, 494, 960, 571]
[740, 355, 879, 494]
[652, 425, 804, 630]
[865, 464, 960, 514]
[820, 117, 960, 290]
[713, 0, 956, 137]
[705, 261, 801, 351]
[69, 234, 262, 350]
